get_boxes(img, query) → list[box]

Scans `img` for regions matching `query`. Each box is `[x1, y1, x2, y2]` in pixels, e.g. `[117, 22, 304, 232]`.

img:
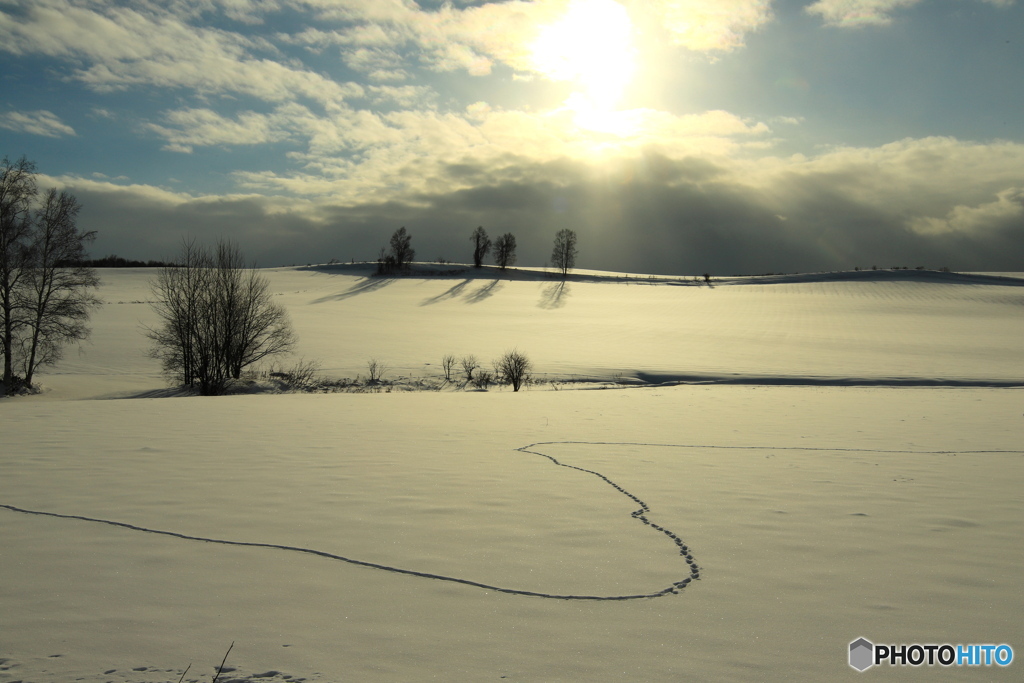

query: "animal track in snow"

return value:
[1, 441, 704, 601]
[7, 441, 1015, 600]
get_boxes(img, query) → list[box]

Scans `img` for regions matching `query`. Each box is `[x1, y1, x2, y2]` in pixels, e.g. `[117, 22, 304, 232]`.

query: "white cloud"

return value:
[0, 0, 361, 106]
[39, 173, 195, 205]
[806, 0, 1018, 27]
[342, 47, 410, 81]
[0, 109, 76, 137]
[277, 0, 536, 76]
[805, 0, 919, 27]
[744, 137, 1024, 244]
[215, 0, 284, 24]
[279, 0, 771, 87]
[909, 188, 1024, 235]
[145, 108, 296, 151]
[631, 0, 773, 52]
[366, 85, 436, 107]
[0, 0, 777, 139]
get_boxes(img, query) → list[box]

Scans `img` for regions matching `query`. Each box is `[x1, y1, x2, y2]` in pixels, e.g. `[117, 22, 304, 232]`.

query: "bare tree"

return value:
[147, 239, 295, 395]
[389, 227, 415, 270]
[441, 353, 457, 381]
[1, 156, 100, 393]
[0, 156, 36, 390]
[366, 358, 387, 383]
[460, 354, 479, 382]
[147, 239, 205, 388]
[494, 349, 532, 392]
[19, 188, 101, 387]
[551, 228, 577, 278]
[494, 233, 517, 270]
[470, 226, 491, 268]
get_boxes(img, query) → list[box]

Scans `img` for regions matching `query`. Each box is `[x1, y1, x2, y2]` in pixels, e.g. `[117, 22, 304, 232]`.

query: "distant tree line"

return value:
[58, 254, 173, 268]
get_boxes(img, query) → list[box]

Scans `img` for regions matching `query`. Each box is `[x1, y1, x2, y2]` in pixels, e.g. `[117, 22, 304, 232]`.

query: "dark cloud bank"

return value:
[77, 153, 1023, 275]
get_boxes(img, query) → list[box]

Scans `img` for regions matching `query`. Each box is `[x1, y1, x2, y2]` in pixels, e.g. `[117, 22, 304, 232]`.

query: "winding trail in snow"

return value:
[1, 441, 697, 600]
[4, 441, 1019, 600]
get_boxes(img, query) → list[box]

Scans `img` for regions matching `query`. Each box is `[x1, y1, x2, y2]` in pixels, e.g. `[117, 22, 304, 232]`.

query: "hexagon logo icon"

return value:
[849, 638, 874, 671]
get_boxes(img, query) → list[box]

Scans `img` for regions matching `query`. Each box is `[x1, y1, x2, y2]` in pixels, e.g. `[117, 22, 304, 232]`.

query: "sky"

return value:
[1, 0, 1022, 274]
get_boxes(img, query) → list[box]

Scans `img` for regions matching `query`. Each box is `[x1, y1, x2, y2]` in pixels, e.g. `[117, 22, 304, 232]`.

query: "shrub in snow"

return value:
[473, 370, 493, 390]
[366, 358, 387, 384]
[494, 349, 532, 392]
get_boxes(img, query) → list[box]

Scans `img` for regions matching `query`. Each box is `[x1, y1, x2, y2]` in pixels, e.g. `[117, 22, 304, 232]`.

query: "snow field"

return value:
[2, 266, 1023, 681]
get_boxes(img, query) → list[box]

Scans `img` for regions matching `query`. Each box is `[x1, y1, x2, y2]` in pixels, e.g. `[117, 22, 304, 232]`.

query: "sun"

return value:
[530, 0, 638, 116]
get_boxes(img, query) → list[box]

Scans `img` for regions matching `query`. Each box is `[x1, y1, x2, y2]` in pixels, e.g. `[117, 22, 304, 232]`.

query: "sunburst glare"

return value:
[530, 0, 638, 126]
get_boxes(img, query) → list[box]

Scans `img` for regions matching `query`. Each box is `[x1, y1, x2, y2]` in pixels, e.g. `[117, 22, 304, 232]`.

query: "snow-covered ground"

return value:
[2, 265, 1022, 681]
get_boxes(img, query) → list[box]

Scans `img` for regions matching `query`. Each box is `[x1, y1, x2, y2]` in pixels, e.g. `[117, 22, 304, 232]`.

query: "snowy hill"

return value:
[25, 264, 1024, 400]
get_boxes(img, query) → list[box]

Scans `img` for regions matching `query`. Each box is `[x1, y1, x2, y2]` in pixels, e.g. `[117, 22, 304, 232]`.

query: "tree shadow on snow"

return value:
[419, 279, 471, 306]
[311, 275, 396, 303]
[420, 278, 505, 306]
[90, 387, 197, 400]
[464, 279, 503, 303]
[538, 281, 571, 309]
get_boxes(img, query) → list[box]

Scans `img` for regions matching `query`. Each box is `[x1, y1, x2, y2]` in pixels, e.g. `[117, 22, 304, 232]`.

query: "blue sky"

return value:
[2, 0, 1022, 273]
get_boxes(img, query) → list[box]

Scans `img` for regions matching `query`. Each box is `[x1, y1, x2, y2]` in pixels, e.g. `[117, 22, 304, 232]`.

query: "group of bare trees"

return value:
[470, 226, 519, 270]
[494, 233, 518, 270]
[383, 225, 576, 276]
[438, 349, 532, 391]
[146, 240, 295, 396]
[1, 156, 100, 394]
[471, 226, 575, 275]
[376, 227, 415, 274]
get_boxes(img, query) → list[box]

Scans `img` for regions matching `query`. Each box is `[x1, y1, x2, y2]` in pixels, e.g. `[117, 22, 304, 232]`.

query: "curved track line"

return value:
[0, 442, 701, 601]
[8, 441, 1012, 599]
